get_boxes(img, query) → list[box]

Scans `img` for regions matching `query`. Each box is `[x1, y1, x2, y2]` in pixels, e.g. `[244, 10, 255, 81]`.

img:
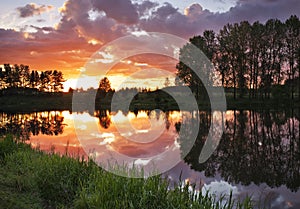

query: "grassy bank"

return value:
[0, 135, 255, 209]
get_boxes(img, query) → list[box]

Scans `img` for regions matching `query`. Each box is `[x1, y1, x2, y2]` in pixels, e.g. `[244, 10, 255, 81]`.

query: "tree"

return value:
[174, 76, 184, 86]
[3, 64, 13, 88]
[12, 64, 21, 88]
[248, 21, 264, 99]
[19, 64, 30, 87]
[285, 15, 300, 99]
[52, 70, 65, 92]
[260, 19, 285, 99]
[29, 70, 40, 88]
[176, 33, 214, 99]
[0, 63, 67, 93]
[164, 77, 170, 87]
[0, 67, 5, 90]
[218, 22, 251, 99]
[96, 77, 112, 99]
[218, 23, 238, 99]
[40, 70, 52, 92]
[235, 21, 251, 98]
[96, 110, 111, 129]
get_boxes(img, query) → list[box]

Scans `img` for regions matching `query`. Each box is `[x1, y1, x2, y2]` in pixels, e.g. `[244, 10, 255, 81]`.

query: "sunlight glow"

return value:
[134, 62, 148, 66]
[88, 39, 101, 45]
[23, 32, 34, 39]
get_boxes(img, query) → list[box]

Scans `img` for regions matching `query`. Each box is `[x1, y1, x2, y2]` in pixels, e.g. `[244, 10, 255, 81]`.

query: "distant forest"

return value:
[0, 64, 64, 93]
[1, 16, 300, 101]
[177, 15, 300, 100]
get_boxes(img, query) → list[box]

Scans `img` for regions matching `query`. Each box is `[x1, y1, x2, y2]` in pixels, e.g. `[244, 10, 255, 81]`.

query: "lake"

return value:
[0, 108, 299, 209]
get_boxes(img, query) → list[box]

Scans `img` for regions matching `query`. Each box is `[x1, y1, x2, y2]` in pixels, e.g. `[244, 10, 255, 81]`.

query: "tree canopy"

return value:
[0, 64, 65, 93]
[176, 15, 300, 100]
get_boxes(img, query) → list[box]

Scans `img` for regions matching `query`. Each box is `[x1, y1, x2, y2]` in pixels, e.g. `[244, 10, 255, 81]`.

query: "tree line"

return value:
[0, 111, 64, 141]
[0, 64, 65, 92]
[177, 15, 300, 100]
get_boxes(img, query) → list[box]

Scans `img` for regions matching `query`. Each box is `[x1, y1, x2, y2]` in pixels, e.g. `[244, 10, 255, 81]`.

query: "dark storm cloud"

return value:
[17, 3, 53, 18]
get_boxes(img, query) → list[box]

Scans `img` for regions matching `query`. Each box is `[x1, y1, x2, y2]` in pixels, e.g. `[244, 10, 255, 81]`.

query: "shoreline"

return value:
[0, 94, 299, 113]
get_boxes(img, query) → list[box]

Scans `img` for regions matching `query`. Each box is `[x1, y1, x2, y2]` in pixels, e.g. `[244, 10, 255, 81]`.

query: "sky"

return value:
[0, 0, 299, 90]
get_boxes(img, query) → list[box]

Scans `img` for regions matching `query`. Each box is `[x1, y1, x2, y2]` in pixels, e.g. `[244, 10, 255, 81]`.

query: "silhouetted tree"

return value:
[95, 110, 111, 129]
[164, 77, 170, 87]
[176, 15, 300, 101]
[0, 64, 66, 93]
[51, 70, 65, 92]
[176, 35, 213, 99]
[96, 77, 112, 99]
[285, 15, 300, 99]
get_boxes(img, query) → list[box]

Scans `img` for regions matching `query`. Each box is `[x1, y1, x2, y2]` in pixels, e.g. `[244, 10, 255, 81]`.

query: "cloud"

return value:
[139, 0, 300, 38]
[1, 0, 300, 80]
[136, 0, 159, 16]
[218, 0, 300, 23]
[58, 0, 130, 44]
[184, 3, 204, 18]
[36, 19, 46, 23]
[91, 0, 139, 24]
[17, 3, 53, 18]
[139, 3, 213, 38]
[0, 26, 96, 77]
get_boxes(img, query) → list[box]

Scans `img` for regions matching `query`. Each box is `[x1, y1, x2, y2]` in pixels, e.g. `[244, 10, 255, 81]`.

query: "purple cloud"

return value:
[91, 0, 139, 25]
[139, 0, 300, 38]
[1, 0, 300, 74]
[17, 3, 53, 18]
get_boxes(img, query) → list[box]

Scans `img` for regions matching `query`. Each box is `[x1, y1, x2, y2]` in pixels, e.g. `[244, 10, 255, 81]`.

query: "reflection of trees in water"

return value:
[95, 110, 111, 129]
[0, 111, 65, 140]
[179, 109, 300, 192]
[95, 109, 176, 131]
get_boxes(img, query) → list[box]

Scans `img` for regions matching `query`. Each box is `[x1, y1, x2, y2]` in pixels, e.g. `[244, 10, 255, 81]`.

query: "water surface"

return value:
[0, 109, 299, 208]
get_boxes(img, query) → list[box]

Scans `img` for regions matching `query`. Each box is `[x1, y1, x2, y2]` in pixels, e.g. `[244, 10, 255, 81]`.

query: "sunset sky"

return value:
[0, 0, 299, 90]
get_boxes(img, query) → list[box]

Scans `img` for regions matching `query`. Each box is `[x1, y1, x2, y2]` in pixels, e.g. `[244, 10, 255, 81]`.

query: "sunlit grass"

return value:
[0, 135, 258, 209]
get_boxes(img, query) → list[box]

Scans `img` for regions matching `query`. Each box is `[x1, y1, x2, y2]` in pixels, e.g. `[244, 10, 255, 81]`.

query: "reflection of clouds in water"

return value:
[29, 109, 300, 205]
[136, 130, 149, 133]
[166, 161, 300, 209]
[134, 159, 151, 166]
[271, 195, 288, 209]
[113, 109, 166, 144]
[74, 112, 98, 123]
[76, 125, 87, 130]
[202, 180, 239, 197]
[90, 132, 115, 145]
[255, 187, 299, 209]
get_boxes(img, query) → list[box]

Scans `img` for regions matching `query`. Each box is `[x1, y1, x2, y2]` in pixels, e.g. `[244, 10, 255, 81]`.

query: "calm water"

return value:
[0, 109, 299, 208]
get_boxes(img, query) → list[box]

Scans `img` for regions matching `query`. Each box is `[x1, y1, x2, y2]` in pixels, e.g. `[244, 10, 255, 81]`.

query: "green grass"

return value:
[0, 135, 257, 209]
